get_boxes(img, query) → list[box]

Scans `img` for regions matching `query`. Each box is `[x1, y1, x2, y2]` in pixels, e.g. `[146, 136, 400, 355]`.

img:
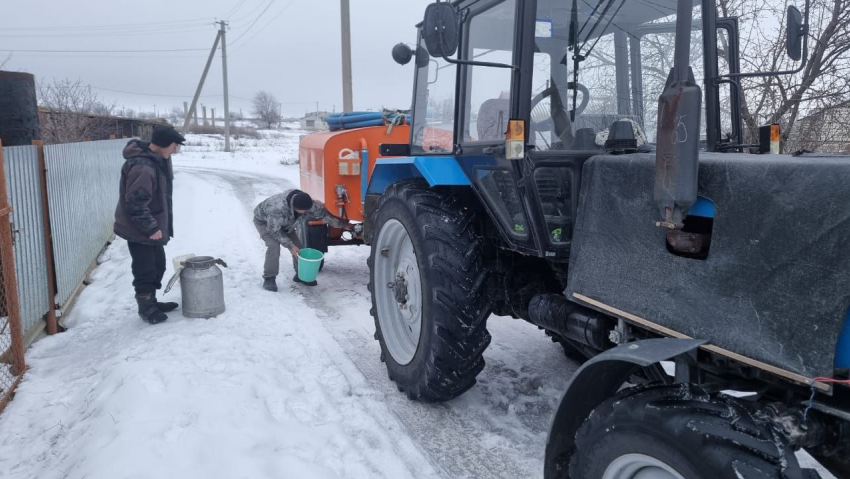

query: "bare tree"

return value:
[168, 106, 184, 125]
[38, 79, 117, 144]
[716, 0, 850, 148]
[252, 91, 282, 129]
[0, 53, 11, 70]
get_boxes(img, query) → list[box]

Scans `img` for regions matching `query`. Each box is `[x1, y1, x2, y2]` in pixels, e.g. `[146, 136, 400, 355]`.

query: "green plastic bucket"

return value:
[297, 248, 324, 282]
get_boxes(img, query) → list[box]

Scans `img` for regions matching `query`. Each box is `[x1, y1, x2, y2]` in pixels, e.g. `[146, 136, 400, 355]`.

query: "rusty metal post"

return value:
[0, 140, 26, 376]
[33, 140, 58, 335]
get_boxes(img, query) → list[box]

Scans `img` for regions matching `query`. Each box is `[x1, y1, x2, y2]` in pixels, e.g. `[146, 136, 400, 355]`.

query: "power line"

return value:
[0, 27, 215, 39]
[222, 0, 250, 19]
[230, 0, 272, 25]
[231, 0, 298, 52]
[3, 51, 210, 60]
[89, 85, 316, 105]
[0, 18, 214, 32]
[0, 47, 210, 53]
[91, 86, 216, 98]
[229, 0, 275, 45]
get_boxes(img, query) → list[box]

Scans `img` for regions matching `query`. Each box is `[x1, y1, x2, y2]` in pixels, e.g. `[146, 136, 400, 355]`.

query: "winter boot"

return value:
[263, 277, 278, 292]
[153, 296, 179, 313]
[292, 273, 317, 287]
[135, 294, 168, 325]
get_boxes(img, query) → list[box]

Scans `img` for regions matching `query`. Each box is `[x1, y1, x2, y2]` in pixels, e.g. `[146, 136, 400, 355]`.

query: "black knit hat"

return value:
[291, 192, 313, 211]
[151, 125, 186, 147]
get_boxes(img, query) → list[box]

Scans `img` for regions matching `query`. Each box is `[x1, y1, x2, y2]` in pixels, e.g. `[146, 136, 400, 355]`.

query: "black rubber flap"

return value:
[567, 152, 850, 378]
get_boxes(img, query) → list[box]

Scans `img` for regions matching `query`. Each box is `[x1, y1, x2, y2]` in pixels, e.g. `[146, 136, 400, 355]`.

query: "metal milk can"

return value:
[172, 256, 227, 318]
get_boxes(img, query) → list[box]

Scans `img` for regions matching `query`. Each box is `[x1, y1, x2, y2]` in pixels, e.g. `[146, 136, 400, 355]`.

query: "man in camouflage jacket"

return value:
[253, 189, 352, 290]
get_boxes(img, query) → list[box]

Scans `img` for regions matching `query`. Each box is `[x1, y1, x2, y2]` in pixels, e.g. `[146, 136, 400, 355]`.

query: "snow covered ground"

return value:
[0, 128, 835, 478]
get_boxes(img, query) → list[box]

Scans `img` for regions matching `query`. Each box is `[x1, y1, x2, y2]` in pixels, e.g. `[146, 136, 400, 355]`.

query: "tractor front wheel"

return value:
[368, 179, 491, 401]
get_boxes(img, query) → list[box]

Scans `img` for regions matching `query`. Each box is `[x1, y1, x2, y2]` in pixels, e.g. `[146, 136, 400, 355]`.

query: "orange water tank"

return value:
[299, 125, 410, 222]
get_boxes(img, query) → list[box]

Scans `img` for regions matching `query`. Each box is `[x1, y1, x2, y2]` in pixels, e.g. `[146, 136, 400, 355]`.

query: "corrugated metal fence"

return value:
[44, 139, 125, 306]
[2, 145, 51, 338]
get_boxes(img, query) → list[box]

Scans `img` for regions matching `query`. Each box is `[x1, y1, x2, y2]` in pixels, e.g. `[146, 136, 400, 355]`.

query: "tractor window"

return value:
[461, 0, 518, 143]
[716, 28, 737, 144]
[411, 36, 458, 155]
[531, 0, 705, 151]
[637, 18, 706, 146]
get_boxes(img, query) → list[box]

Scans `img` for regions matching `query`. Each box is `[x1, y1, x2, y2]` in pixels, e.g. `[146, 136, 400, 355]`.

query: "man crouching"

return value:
[253, 190, 352, 290]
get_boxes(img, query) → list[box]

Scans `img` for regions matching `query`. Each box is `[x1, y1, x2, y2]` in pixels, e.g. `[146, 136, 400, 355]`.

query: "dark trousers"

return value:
[128, 242, 166, 296]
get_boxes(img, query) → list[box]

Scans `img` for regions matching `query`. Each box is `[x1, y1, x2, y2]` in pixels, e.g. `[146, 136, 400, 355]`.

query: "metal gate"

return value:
[2, 145, 52, 340]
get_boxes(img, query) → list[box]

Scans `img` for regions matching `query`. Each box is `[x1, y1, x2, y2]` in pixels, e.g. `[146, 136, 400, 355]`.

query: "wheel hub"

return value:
[374, 219, 423, 366]
[389, 273, 409, 305]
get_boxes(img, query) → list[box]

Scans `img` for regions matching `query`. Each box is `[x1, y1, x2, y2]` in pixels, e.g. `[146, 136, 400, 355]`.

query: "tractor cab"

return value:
[391, 0, 746, 258]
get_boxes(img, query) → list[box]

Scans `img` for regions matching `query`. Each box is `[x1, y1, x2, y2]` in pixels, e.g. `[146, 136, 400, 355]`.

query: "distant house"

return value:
[300, 111, 329, 131]
[789, 102, 850, 153]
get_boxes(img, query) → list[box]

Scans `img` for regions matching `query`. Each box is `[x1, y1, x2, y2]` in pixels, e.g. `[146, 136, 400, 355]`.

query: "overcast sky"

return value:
[0, 0, 434, 117]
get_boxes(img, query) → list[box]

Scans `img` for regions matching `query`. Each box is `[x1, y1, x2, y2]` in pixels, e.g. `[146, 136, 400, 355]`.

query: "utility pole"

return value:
[212, 108, 216, 128]
[183, 101, 188, 117]
[340, 0, 353, 112]
[220, 20, 232, 152]
[182, 29, 222, 133]
[202, 104, 208, 126]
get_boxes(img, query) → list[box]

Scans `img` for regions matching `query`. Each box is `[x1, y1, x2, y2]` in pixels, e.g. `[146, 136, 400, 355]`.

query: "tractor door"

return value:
[453, 0, 542, 255]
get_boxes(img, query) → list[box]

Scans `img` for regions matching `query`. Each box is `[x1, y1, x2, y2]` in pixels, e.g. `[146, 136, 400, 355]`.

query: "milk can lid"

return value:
[184, 256, 216, 270]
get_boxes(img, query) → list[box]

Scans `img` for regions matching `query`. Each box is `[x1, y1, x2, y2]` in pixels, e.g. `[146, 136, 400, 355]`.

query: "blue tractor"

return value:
[362, 0, 850, 477]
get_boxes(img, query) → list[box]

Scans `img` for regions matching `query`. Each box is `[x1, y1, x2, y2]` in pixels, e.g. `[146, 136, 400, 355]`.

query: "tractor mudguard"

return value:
[366, 156, 470, 196]
[544, 337, 706, 479]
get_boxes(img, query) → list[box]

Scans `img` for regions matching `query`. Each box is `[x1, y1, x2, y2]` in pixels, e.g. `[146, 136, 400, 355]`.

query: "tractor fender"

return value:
[366, 156, 470, 196]
[544, 337, 707, 479]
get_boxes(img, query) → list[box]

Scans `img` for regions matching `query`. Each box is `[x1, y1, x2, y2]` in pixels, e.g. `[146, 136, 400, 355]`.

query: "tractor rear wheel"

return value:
[568, 383, 813, 479]
[368, 179, 491, 401]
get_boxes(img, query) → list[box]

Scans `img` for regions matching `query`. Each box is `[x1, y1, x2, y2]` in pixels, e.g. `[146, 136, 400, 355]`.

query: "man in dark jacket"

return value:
[254, 190, 353, 291]
[114, 125, 185, 324]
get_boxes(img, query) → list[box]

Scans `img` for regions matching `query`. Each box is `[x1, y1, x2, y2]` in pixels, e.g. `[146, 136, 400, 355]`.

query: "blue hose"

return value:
[325, 111, 410, 131]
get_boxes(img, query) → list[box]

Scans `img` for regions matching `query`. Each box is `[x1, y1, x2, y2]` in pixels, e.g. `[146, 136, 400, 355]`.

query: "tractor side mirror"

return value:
[786, 6, 806, 61]
[422, 2, 459, 58]
[392, 43, 414, 66]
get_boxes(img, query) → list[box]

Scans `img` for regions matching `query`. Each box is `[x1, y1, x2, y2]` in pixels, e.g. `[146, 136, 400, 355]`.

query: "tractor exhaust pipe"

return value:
[653, 0, 702, 229]
[527, 294, 614, 352]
